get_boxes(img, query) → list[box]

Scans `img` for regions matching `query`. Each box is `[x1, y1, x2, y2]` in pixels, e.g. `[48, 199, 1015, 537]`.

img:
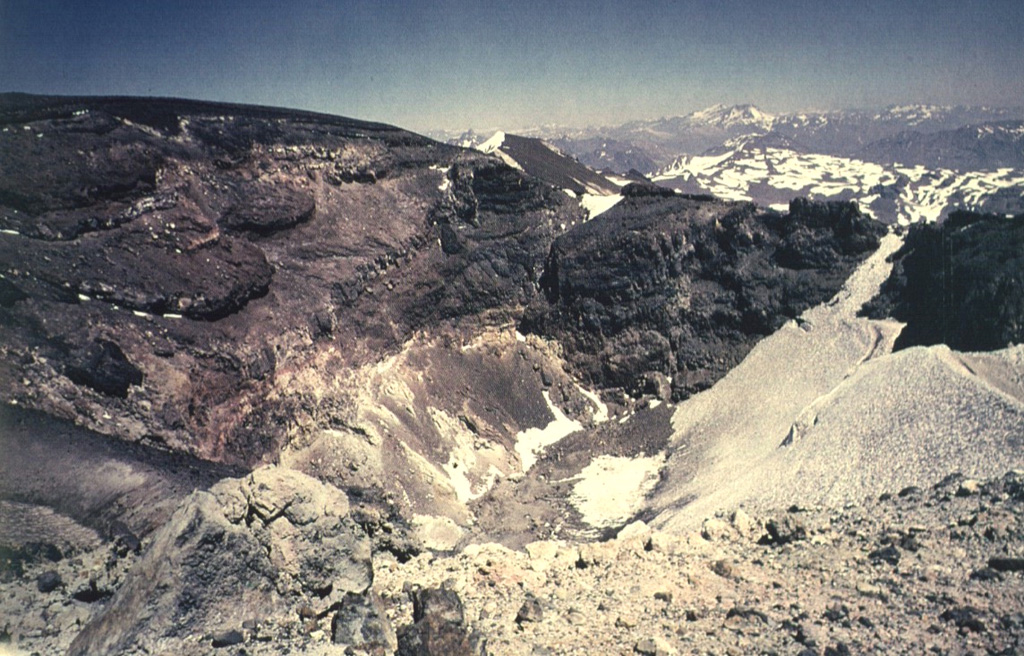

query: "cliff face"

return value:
[522, 190, 886, 399]
[0, 95, 580, 466]
[863, 210, 1024, 352]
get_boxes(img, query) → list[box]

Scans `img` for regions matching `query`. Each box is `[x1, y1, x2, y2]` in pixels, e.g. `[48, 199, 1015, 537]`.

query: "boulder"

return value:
[758, 516, 807, 546]
[63, 339, 143, 398]
[67, 466, 374, 656]
[331, 590, 397, 655]
[634, 635, 677, 655]
[35, 570, 62, 593]
[397, 584, 487, 656]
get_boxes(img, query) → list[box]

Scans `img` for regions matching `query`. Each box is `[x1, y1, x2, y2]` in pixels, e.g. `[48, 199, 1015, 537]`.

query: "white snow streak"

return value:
[477, 131, 507, 153]
[580, 193, 623, 219]
[515, 391, 583, 471]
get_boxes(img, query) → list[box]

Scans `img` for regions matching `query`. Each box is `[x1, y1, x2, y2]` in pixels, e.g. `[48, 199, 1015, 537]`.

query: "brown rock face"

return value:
[0, 95, 581, 465]
[397, 584, 487, 656]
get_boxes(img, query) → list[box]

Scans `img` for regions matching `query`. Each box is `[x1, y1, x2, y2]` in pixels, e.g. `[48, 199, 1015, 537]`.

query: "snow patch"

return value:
[570, 453, 666, 528]
[475, 131, 523, 169]
[604, 174, 634, 187]
[653, 145, 1024, 224]
[580, 193, 623, 220]
[576, 385, 609, 423]
[490, 149, 523, 170]
[515, 391, 583, 471]
[434, 407, 506, 503]
[477, 131, 506, 153]
[434, 165, 452, 192]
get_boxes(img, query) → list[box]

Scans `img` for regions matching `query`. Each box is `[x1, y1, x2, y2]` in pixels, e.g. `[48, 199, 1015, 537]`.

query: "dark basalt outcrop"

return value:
[0, 94, 580, 465]
[397, 584, 487, 656]
[862, 210, 1024, 351]
[521, 197, 886, 399]
[64, 339, 144, 398]
[220, 183, 317, 235]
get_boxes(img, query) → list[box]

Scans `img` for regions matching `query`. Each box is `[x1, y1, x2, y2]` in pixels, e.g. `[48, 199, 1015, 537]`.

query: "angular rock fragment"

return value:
[397, 584, 487, 656]
[331, 590, 397, 655]
[758, 516, 807, 546]
[516, 593, 544, 625]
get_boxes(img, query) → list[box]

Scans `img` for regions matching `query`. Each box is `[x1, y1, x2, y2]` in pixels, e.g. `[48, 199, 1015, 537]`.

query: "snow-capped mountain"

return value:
[856, 121, 1024, 170]
[438, 103, 1024, 170]
[434, 104, 1024, 225]
[543, 136, 659, 177]
[686, 103, 775, 130]
[770, 106, 1024, 156]
[582, 104, 779, 165]
[653, 140, 1024, 224]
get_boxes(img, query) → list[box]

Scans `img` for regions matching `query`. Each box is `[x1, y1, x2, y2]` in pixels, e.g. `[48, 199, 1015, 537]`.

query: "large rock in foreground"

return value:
[68, 467, 382, 655]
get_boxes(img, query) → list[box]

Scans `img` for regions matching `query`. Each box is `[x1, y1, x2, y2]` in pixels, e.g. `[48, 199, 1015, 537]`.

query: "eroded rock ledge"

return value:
[0, 95, 580, 465]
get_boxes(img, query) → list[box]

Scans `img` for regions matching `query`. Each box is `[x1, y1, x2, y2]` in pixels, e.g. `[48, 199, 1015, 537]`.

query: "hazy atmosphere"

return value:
[3, 0, 1023, 132]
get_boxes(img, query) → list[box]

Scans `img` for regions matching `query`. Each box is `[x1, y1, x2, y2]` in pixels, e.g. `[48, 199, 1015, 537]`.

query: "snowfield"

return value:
[653, 145, 1024, 224]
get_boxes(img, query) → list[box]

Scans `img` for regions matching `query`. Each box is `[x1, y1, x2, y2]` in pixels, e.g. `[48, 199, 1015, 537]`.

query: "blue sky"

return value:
[2, 0, 1022, 132]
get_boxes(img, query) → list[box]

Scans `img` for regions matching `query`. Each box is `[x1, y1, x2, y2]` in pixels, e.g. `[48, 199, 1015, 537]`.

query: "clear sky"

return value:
[2, 0, 1022, 133]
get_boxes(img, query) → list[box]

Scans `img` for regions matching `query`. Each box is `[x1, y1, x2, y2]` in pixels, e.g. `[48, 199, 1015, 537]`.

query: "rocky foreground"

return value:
[4, 471, 1024, 655]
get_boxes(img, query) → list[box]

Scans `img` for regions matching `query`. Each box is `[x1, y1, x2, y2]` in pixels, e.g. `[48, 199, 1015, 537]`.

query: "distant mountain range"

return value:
[856, 121, 1024, 170]
[431, 104, 1024, 224]
[431, 104, 1024, 169]
[651, 132, 1024, 224]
